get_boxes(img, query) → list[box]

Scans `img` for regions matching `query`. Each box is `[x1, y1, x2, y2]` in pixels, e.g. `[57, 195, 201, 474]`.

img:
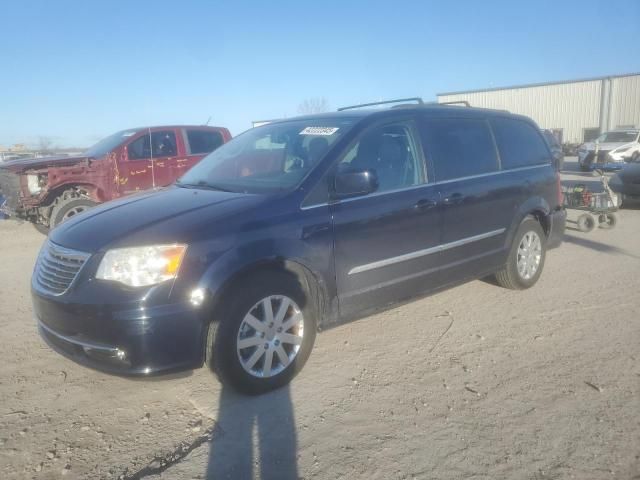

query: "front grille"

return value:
[0, 168, 22, 211]
[34, 242, 90, 295]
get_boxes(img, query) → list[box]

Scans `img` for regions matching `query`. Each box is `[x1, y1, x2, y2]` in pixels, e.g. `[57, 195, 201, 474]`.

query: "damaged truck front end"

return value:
[0, 155, 111, 228]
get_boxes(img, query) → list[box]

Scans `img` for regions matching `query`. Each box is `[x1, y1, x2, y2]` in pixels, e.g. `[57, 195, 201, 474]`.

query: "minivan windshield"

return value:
[178, 119, 355, 193]
[597, 131, 638, 143]
[84, 129, 139, 157]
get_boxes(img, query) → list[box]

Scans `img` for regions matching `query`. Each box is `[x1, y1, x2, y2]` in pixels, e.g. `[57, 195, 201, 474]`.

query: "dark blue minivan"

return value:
[32, 100, 566, 394]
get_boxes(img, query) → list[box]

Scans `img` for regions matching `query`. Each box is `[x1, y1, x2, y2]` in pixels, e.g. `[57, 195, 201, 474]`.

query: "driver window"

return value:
[128, 131, 177, 160]
[338, 123, 424, 193]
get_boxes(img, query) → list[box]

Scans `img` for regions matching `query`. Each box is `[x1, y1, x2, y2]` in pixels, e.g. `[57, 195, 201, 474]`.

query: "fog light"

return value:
[190, 288, 206, 307]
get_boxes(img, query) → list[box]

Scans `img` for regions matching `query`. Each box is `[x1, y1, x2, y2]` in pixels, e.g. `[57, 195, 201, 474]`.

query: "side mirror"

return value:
[332, 168, 378, 199]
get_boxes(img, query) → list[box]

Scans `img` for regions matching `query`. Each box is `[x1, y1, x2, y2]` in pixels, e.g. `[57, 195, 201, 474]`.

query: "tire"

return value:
[205, 271, 317, 395]
[576, 213, 596, 233]
[33, 223, 49, 235]
[49, 196, 96, 228]
[598, 213, 617, 229]
[494, 217, 546, 290]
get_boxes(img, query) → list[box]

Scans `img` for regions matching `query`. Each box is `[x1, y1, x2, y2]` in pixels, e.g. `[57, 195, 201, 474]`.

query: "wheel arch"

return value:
[43, 183, 105, 207]
[200, 257, 333, 364]
[505, 197, 552, 250]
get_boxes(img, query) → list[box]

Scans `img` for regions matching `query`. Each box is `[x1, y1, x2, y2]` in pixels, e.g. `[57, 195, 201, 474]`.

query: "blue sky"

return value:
[1, 0, 639, 147]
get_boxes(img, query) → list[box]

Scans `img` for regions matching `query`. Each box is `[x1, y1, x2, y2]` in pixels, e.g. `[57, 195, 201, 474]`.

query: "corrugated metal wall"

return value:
[609, 75, 640, 129]
[437, 74, 639, 144]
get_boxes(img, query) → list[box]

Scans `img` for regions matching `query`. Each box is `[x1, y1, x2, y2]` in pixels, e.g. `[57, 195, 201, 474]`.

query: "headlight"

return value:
[27, 174, 44, 194]
[96, 244, 187, 287]
[615, 146, 630, 153]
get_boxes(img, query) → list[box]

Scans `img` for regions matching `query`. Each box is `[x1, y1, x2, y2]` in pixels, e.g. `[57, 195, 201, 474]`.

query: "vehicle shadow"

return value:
[206, 385, 298, 479]
[563, 233, 640, 261]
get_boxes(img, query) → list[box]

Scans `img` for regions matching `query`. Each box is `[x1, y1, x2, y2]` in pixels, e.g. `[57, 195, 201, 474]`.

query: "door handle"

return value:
[414, 198, 438, 211]
[442, 193, 464, 206]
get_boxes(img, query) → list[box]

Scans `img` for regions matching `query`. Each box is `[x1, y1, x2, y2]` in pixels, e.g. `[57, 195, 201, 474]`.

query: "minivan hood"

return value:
[49, 186, 264, 252]
[1, 154, 92, 172]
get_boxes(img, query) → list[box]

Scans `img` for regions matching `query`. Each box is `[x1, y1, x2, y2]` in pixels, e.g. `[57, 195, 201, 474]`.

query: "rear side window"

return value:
[186, 130, 224, 155]
[128, 131, 177, 160]
[491, 118, 550, 169]
[420, 118, 498, 182]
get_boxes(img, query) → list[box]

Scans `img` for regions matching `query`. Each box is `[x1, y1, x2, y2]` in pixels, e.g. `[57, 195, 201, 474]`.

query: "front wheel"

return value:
[206, 271, 316, 395]
[50, 196, 97, 228]
[494, 218, 546, 290]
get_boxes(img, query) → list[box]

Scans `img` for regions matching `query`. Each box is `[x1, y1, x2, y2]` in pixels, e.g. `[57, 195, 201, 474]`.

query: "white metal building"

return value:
[437, 73, 640, 144]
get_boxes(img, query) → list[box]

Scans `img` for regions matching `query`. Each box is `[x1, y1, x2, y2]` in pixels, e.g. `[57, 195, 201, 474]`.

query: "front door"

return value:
[120, 129, 178, 194]
[330, 120, 442, 318]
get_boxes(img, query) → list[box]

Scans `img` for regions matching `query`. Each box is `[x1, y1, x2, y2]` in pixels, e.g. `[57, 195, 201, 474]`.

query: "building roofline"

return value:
[437, 72, 640, 97]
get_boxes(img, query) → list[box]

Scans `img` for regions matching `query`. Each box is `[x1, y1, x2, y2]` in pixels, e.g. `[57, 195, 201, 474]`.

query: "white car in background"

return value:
[578, 129, 640, 171]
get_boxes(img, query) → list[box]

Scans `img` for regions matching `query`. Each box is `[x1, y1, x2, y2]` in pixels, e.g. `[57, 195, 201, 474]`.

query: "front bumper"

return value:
[32, 287, 207, 375]
[547, 208, 566, 249]
[579, 151, 627, 171]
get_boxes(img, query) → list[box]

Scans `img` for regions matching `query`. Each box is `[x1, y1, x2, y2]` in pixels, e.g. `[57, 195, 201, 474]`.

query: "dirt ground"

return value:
[1, 160, 639, 480]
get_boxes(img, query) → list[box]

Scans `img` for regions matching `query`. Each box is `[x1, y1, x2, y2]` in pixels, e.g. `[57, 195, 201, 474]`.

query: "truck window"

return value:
[491, 118, 550, 169]
[186, 130, 224, 155]
[128, 131, 177, 160]
[420, 118, 498, 182]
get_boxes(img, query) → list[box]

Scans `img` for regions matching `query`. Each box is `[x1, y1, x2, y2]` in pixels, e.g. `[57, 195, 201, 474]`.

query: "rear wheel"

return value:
[206, 271, 316, 395]
[50, 196, 96, 228]
[494, 218, 546, 290]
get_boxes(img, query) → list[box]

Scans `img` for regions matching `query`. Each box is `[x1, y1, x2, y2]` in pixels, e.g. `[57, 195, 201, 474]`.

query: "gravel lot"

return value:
[1, 160, 639, 479]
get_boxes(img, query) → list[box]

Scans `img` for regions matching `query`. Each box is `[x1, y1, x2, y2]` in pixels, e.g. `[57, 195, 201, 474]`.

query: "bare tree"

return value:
[297, 97, 330, 115]
[37, 136, 55, 155]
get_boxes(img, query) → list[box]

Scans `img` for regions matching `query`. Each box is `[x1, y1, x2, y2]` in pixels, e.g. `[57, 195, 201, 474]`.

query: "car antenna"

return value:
[204, 116, 211, 126]
[149, 127, 156, 189]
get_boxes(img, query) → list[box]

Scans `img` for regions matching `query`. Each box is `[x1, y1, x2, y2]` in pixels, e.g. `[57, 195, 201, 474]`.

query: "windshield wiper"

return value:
[175, 180, 234, 192]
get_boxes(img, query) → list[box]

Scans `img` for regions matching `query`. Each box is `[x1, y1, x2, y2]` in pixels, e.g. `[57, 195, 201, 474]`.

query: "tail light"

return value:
[556, 171, 563, 206]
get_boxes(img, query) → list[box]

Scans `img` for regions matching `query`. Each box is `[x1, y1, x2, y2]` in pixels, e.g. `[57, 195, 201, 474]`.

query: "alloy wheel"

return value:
[236, 295, 305, 378]
[516, 231, 542, 280]
[63, 206, 89, 221]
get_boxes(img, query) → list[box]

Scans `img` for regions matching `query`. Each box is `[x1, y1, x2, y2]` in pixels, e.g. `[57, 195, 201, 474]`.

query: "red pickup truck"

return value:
[0, 125, 231, 228]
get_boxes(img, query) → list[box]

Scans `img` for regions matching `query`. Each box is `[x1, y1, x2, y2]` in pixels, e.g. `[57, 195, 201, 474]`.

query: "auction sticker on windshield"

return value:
[299, 127, 339, 136]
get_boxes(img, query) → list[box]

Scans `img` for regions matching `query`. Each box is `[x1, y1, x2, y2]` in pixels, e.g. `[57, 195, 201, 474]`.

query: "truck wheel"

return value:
[205, 271, 316, 395]
[576, 214, 596, 233]
[494, 218, 546, 290]
[50, 197, 97, 228]
[33, 223, 49, 235]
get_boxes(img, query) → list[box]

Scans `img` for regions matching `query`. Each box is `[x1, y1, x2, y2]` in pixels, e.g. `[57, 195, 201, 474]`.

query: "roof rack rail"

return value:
[437, 100, 471, 107]
[338, 97, 424, 111]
